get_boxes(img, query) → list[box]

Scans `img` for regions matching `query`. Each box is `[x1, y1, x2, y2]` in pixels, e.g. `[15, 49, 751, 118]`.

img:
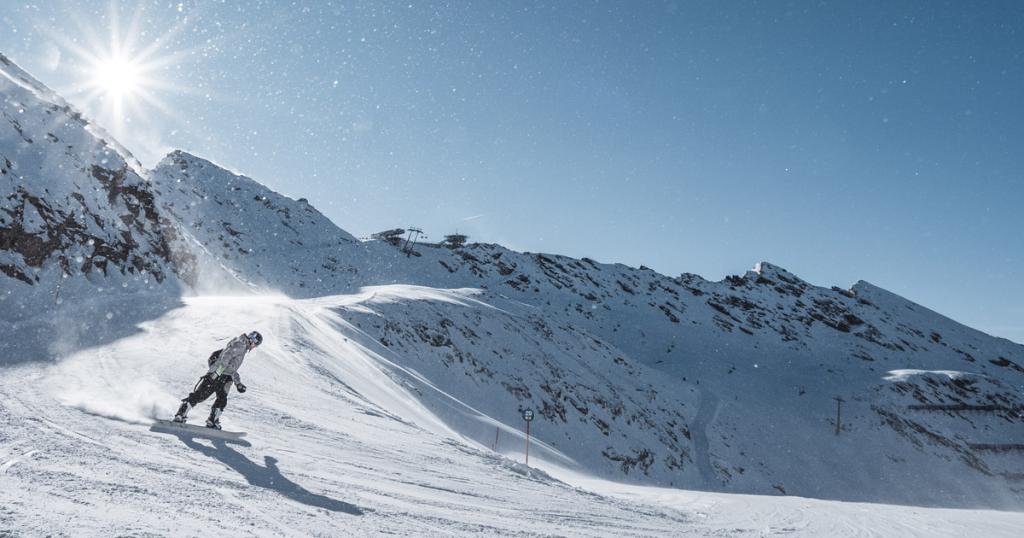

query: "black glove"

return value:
[236, 383, 247, 394]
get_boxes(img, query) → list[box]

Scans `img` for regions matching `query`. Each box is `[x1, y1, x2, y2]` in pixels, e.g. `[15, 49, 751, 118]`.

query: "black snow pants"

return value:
[185, 374, 233, 411]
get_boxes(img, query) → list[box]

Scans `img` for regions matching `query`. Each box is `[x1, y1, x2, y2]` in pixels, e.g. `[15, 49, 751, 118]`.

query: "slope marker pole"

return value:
[834, 397, 844, 436]
[522, 409, 534, 466]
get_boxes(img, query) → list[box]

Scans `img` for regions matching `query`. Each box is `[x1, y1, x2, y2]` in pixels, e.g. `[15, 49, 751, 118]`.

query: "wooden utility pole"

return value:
[834, 397, 844, 436]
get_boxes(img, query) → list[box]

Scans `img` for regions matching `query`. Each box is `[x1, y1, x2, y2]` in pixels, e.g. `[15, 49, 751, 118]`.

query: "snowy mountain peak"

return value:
[158, 149, 261, 188]
[0, 52, 145, 175]
[148, 150, 359, 295]
[851, 279, 899, 300]
[158, 149, 250, 179]
[750, 261, 804, 283]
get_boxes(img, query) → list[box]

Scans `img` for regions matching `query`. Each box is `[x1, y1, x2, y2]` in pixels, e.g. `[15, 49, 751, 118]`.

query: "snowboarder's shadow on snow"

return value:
[172, 432, 364, 516]
[1, 296, 185, 366]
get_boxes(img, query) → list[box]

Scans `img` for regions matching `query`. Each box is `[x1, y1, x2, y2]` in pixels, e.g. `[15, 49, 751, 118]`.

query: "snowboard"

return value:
[151, 419, 247, 440]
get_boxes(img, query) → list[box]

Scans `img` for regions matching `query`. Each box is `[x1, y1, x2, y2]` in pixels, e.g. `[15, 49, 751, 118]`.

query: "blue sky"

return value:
[1, 1, 1021, 343]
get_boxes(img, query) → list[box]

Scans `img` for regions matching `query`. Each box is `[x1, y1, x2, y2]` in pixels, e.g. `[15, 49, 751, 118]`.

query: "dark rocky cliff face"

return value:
[1, 162, 174, 286]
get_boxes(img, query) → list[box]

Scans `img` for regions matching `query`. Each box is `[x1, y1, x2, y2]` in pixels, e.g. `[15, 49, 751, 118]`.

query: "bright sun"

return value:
[44, 3, 198, 144]
[92, 57, 142, 98]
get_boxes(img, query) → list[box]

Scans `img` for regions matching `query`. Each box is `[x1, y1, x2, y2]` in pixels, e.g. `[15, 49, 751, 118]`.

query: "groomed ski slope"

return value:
[1, 289, 1021, 537]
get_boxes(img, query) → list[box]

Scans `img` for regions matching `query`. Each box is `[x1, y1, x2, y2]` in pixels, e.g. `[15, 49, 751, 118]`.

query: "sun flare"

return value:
[91, 56, 143, 99]
[41, 2, 202, 146]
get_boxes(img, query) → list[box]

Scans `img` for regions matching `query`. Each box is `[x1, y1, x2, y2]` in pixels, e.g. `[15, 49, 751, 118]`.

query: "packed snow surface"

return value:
[1, 292, 1022, 537]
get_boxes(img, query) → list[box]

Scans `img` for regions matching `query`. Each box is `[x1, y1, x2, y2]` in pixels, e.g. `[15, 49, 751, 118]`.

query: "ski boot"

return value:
[206, 408, 223, 430]
[173, 401, 191, 423]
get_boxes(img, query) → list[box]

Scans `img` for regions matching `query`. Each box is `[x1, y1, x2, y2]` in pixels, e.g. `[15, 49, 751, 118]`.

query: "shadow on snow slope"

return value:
[166, 430, 365, 516]
[0, 293, 185, 367]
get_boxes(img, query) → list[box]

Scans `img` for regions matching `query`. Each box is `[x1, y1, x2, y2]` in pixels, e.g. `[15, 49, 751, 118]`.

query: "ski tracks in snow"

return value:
[691, 387, 722, 486]
[0, 448, 38, 474]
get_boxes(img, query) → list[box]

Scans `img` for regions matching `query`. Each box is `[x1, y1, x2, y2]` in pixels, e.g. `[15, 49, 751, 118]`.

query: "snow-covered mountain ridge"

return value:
[146, 145, 1024, 507]
[1, 53, 184, 363]
[0, 53, 177, 293]
[148, 150, 358, 294]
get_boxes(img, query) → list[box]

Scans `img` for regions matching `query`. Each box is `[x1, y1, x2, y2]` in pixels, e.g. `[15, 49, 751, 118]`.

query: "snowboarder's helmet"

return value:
[247, 331, 263, 348]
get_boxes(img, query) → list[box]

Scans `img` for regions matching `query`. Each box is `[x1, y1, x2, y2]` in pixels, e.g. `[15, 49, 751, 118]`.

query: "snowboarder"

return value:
[172, 331, 263, 429]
